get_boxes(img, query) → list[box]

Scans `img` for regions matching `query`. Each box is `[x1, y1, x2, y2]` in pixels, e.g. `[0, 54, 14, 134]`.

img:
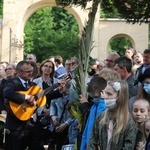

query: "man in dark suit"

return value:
[114, 56, 138, 98]
[3, 61, 65, 150]
[3, 61, 42, 150]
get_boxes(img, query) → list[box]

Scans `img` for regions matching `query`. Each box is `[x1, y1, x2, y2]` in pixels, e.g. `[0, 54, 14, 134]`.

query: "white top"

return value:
[107, 120, 113, 150]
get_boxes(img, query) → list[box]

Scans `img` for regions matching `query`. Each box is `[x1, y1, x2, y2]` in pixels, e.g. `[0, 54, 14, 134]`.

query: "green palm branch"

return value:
[56, 0, 100, 127]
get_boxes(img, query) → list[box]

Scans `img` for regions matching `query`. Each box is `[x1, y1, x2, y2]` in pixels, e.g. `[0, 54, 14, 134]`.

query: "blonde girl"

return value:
[87, 80, 137, 150]
[144, 118, 150, 150]
[132, 99, 150, 150]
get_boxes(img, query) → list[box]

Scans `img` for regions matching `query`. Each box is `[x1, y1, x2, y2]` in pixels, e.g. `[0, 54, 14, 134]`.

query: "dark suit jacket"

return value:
[126, 75, 139, 98]
[3, 77, 63, 130]
[0, 79, 7, 112]
[3, 77, 36, 130]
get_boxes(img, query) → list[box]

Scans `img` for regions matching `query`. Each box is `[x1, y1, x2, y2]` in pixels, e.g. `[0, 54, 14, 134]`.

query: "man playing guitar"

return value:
[3, 60, 67, 150]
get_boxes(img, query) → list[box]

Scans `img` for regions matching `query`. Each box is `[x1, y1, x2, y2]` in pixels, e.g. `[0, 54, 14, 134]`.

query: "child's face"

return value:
[145, 121, 150, 139]
[104, 84, 118, 100]
[132, 101, 149, 125]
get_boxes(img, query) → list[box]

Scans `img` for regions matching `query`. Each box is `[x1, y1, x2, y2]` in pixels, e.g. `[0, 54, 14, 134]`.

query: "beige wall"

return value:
[0, 19, 2, 60]
[0, 1, 149, 63]
[94, 19, 149, 61]
[0, 0, 90, 63]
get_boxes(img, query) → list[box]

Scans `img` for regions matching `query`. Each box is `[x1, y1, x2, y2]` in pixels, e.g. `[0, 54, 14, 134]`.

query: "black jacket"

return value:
[3, 77, 63, 130]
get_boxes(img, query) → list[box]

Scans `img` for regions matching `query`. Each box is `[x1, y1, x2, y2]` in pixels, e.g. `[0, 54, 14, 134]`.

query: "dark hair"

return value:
[16, 61, 31, 71]
[66, 57, 72, 61]
[87, 75, 107, 97]
[29, 61, 38, 79]
[114, 56, 133, 73]
[55, 55, 63, 64]
[144, 49, 150, 54]
[137, 84, 150, 103]
[145, 134, 150, 149]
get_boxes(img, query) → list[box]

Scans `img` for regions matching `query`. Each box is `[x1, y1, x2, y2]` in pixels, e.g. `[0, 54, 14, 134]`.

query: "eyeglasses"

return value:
[26, 58, 33, 60]
[65, 63, 72, 66]
[5, 68, 13, 71]
[71, 62, 76, 65]
[143, 56, 150, 59]
[105, 59, 114, 63]
[20, 70, 34, 73]
[143, 81, 150, 86]
[43, 65, 53, 69]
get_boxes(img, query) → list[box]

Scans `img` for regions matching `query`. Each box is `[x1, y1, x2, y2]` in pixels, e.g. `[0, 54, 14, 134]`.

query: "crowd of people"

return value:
[0, 48, 149, 150]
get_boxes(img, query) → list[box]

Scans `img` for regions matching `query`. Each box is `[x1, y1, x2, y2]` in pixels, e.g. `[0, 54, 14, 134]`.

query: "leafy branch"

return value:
[77, 0, 100, 95]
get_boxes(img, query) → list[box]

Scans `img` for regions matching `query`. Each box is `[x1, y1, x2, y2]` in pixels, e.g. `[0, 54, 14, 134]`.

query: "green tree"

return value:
[101, 0, 150, 24]
[53, 0, 150, 112]
[0, 0, 3, 18]
[51, 7, 77, 31]
[55, 0, 150, 110]
[100, 0, 118, 18]
[24, 7, 79, 62]
[114, 0, 150, 24]
[109, 37, 133, 56]
[56, 0, 150, 23]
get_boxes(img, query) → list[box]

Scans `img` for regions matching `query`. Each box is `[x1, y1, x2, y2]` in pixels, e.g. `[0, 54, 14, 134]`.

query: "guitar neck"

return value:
[34, 72, 72, 100]
[35, 83, 60, 100]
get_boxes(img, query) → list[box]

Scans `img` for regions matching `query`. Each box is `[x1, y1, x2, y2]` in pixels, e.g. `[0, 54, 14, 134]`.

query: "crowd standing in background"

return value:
[0, 48, 149, 150]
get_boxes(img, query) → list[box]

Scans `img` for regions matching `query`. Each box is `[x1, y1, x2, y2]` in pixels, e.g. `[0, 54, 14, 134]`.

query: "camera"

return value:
[39, 117, 50, 127]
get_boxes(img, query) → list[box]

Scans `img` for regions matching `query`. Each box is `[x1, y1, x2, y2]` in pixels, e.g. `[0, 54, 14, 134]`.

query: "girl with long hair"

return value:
[87, 80, 137, 150]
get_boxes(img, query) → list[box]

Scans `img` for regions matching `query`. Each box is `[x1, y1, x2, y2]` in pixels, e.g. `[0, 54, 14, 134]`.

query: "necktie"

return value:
[24, 82, 28, 88]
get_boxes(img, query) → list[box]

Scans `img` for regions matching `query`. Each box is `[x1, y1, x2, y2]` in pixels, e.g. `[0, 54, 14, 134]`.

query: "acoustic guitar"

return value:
[9, 72, 72, 121]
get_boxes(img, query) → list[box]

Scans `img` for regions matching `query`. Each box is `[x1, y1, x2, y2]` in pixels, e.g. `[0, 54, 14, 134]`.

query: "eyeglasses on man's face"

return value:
[143, 54, 150, 59]
[26, 58, 33, 60]
[5, 68, 14, 71]
[65, 63, 72, 66]
[105, 59, 114, 63]
[20, 70, 34, 74]
[143, 81, 150, 86]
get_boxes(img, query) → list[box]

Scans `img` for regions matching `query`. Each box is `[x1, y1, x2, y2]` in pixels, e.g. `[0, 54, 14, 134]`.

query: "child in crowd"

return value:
[132, 99, 150, 150]
[79, 76, 107, 150]
[135, 117, 150, 150]
[66, 102, 79, 145]
[61, 101, 79, 150]
[80, 70, 120, 150]
[144, 118, 150, 150]
[87, 80, 137, 150]
[145, 135, 150, 150]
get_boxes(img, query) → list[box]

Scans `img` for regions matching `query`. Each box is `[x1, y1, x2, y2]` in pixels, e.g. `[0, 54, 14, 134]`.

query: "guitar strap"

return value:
[42, 81, 49, 90]
[58, 99, 69, 123]
[42, 81, 52, 108]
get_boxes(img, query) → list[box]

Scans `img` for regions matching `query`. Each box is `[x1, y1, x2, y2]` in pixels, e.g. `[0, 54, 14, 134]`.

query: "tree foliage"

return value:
[101, 0, 150, 23]
[56, 0, 150, 24]
[113, 0, 150, 24]
[0, 0, 3, 18]
[77, 0, 100, 94]
[109, 37, 132, 56]
[100, 0, 118, 18]
[55, 0, 149, 126]
[24, 7, 79, 62]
